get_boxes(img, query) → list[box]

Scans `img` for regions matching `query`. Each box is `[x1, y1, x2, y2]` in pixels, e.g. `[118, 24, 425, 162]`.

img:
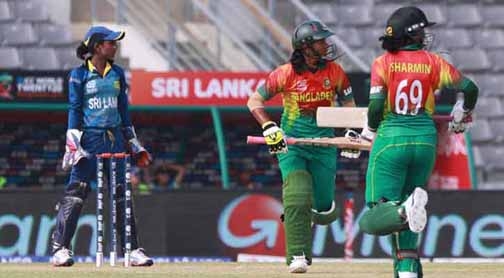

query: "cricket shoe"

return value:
[402, 187, 428, 233]
[289, 255, 308, 273]
[51, 247, 74, 267]
[398, 271, 418, 278]
[130, 248, 154, 266]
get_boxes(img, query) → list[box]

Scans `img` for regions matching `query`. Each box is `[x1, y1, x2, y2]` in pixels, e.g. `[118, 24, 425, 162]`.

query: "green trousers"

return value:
[278, 145, 337, 264]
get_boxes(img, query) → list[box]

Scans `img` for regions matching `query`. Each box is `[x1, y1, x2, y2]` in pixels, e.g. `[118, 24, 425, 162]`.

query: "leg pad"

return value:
[311, 201, 339, 225]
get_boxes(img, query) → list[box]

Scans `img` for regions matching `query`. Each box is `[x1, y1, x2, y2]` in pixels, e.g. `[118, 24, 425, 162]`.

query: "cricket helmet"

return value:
[380, 6, 435, 42]
[291, 20, 337, 61]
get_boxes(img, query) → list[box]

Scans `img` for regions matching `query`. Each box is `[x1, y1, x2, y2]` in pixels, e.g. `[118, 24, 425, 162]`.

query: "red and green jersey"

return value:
[370, 50, 463, 136]
[258, 62, 353, 138]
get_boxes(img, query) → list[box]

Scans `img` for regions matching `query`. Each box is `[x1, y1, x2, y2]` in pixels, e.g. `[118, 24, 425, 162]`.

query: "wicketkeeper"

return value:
[51, 26, 153, 267]
[247, 20, 356, 273]
[343, 6, 478, 278]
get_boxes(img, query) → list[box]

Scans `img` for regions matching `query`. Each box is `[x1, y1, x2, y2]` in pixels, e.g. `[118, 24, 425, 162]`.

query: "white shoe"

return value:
[402, 187, 428, 233]
[130, 248, 153, 266]
[398, 271, 418, 278]
[289, 255, 308, 273]
[51, 247, 74, 267]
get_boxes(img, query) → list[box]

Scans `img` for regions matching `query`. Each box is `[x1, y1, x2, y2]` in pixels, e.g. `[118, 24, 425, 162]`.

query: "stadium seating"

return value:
[0, 0, 81, 70]
[1, 0, 504, 188]
[0, 47, 22, 68]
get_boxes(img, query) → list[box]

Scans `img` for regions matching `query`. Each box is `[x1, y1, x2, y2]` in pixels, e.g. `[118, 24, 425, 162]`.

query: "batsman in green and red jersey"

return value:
[247, 20, 355, 273]
[351, 7, 478, 278]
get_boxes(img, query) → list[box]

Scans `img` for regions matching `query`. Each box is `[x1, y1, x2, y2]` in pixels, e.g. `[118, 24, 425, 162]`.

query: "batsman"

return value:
[247, 20, 356, 273]
[51, 26, 153, 267]
[344, 7, 479, 278]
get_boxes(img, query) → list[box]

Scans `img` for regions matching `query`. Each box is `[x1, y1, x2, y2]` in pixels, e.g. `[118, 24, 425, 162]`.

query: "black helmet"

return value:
[291, 20, 337, 61]
[380, 6, 435, 44]
[292, 20, 334, 49]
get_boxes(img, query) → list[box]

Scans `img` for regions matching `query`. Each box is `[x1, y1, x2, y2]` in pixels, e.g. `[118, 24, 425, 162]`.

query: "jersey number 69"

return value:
[395, 79, 423, 115]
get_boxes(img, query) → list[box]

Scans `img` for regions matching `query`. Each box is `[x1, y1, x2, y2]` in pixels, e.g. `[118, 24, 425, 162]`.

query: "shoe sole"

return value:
[289, 262, 308, 273]
[289, 266, 307, 273]
[53, 259, 74, 267]
[132, 260, 154, 267]
[405, 188, 428, 233]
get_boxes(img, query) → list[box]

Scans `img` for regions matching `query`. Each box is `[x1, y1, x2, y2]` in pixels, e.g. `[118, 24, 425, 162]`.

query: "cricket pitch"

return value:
[2, 262, 504, 278]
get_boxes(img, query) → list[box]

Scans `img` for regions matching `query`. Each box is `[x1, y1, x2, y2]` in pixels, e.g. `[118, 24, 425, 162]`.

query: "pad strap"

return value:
[397, 249, 419, 260]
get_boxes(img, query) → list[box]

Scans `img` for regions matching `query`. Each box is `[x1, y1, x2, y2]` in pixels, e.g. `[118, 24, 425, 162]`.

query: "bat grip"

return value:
[246, 136, 266, 144]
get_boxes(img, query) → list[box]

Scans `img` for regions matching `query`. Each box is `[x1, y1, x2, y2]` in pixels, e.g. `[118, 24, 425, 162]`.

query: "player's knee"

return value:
[283, 170, 313, 208]
[358, 206, 390, 236]
[64, 181, 90, 200]
[312, 201, 339, 225]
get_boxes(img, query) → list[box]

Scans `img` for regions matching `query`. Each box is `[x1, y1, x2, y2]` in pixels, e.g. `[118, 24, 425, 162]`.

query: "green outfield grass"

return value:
[2, 262, 504, 278]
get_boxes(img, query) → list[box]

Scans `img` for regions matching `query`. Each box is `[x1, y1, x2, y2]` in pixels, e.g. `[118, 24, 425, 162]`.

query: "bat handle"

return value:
[246, 136, 266, 144]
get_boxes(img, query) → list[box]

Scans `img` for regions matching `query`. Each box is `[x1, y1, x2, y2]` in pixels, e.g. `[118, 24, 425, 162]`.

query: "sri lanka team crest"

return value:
[217, 194, 285, 257]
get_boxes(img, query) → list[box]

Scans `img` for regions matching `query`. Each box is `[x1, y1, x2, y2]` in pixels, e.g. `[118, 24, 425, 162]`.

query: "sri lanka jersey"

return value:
[67, 60, 131, 130]
[370, 49, 463, 136]
[258, 62, 353, 138]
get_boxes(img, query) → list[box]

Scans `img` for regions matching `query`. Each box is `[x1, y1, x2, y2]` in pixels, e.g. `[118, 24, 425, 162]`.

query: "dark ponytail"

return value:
[290, 49, 307, 74]
[381, 32, 422, 52]
[76, 42, 89, 60]
[76, 33, 106, 60]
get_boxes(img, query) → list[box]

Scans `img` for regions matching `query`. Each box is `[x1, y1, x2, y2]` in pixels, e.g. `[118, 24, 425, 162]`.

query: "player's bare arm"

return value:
[247, 91, 288, 154]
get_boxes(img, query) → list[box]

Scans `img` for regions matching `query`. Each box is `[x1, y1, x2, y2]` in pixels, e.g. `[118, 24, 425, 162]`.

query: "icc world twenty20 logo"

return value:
[217, 194, 285, 256]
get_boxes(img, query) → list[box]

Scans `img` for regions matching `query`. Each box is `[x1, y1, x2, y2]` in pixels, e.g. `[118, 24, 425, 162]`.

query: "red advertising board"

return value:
[129, 70, 282, 106]
[428, 123, 472, 190]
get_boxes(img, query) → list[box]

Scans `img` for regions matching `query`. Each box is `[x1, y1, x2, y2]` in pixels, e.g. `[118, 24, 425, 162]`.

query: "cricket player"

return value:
[51, 26, 154, 267]
[247, 20, 356, 273]
[346, 7, 478, 278]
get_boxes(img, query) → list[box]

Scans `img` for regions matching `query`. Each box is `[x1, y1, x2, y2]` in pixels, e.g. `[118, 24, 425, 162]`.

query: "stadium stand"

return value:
[0, 0, 503, 189]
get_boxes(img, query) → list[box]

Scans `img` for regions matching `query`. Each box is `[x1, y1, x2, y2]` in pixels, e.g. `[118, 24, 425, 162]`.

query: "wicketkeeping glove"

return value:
[448, 99, 472, 134]
[129, 138, 152, 167]
[123, 126, 152, 167]
[262, 121, 288, 154]
[62, 129, 90, 171]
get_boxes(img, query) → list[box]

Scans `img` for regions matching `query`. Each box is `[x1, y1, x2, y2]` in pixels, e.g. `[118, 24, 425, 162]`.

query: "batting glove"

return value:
[360, 126, 376, 142]
[62, 129, 89, 171]
[340, 126, 375, 159]
[340, 129, 361, 159]
[448, 99, 472, 134]
[262, 121, 288, 154]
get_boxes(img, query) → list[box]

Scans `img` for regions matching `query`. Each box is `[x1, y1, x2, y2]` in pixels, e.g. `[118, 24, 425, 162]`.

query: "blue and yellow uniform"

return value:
[51, 27, 150, 265]
[67, 60, 130, 185]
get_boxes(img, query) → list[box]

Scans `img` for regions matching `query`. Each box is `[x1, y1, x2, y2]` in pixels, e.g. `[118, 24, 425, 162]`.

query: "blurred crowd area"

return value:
[1, 0, 503, 190]
[0, 110, 372, 191]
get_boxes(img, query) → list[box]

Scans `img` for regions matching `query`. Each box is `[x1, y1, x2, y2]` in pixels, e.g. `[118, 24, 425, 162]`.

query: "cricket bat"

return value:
[316, 107, 454, 128]
[246, 136, 372, 150]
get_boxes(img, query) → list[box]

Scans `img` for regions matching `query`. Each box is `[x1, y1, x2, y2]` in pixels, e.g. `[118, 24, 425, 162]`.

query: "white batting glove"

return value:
[341, 129, 361, 159]
[448, 99, 472, 134]
[361, 126, 376, 142]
